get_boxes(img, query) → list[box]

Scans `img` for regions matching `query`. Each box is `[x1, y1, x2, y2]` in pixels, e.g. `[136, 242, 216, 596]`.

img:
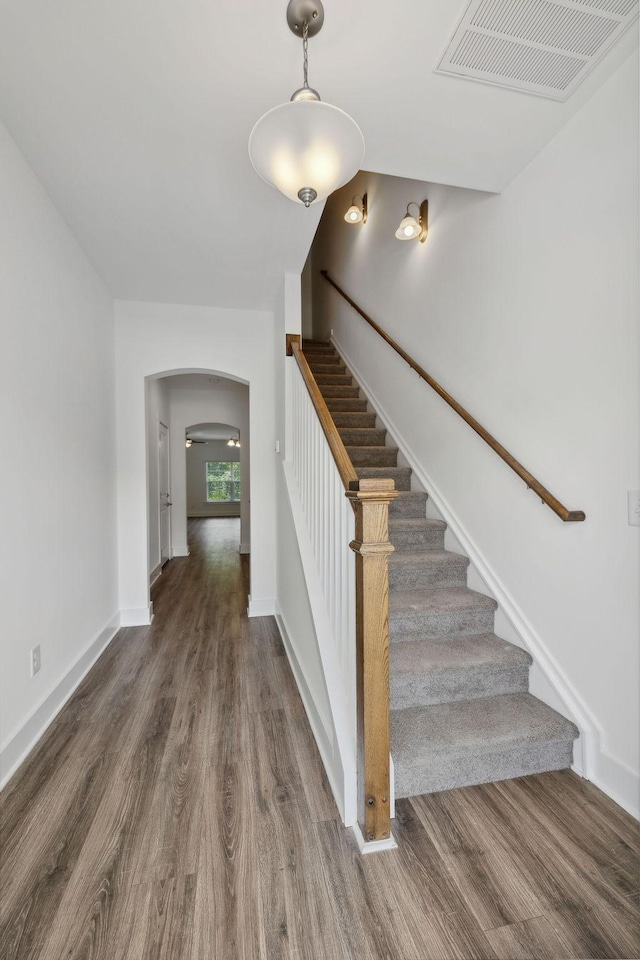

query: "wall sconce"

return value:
[227, 436, 241, 448]
[185, 438, 192, 448]
[344, 194, 367, 224]
[395, 200, 428, 242]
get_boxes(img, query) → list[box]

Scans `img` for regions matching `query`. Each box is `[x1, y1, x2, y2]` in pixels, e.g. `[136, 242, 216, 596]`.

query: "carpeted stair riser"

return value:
[357, 466, 412, 490]
[315, 373, 354, 386]
[389, 551, 469, 590]
[308, 364, 347, 378]
[347, 445, 399, 467]
[389, 492, 429, 519]
[389, 588, 497, 641]
[306, 355, 344, 367]
[390, 635, 532, 709]
[338, 427, 387, 446]
[391, 693, 578, 796]
[389, 518, 446, 552]
[301, 341, 579, 798]
[332, 413, 378, 429]
[325, 398, 369, 413]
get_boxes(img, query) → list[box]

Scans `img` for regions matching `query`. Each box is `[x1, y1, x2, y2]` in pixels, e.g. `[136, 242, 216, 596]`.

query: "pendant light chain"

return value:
[302, 20, 309, 88]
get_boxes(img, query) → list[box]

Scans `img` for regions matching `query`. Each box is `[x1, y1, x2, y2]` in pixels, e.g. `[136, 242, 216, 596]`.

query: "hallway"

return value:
[1, 519, 638, 959]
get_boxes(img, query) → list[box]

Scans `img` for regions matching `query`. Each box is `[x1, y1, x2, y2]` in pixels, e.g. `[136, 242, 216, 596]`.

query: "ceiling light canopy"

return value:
[248, 0, 365, 207]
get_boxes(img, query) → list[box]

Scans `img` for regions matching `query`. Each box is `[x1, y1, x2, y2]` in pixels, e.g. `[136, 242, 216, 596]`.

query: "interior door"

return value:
[158, 422, 172, 566]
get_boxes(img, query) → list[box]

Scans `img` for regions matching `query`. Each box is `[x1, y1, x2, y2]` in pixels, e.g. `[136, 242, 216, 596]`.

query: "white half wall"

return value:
[114, 301, 276, 621]
[311, 52, 639, 815]
[0, 120, 118, 786]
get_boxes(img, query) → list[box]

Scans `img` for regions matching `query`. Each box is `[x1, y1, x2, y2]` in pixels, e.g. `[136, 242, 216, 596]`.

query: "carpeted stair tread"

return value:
[325, 397, 368, 412]
[315, 373, 354, 386]
[332, 412, 377, 429]
[389, 550, 469, 589]
[389, 517, 447, 551]
[347, 445, 398, 467]
[320, 385, 361, 398]
[389, 491, 428, 518]
[391, 693, 579, 796]
[338, 427, 386, 446]
[389, 587, 497, 640]
[390, 634, 531, 708]
[306, 356, 344, 368]
[357, 466, 412, 490]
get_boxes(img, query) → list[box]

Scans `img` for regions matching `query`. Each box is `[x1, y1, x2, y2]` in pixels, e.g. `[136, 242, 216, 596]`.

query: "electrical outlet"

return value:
[629, 491, 640, 527]
[30, 645, 41, 676]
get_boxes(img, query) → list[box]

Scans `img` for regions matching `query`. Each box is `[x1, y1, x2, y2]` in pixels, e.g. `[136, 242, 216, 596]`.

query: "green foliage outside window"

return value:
[206, 461, 241, 502]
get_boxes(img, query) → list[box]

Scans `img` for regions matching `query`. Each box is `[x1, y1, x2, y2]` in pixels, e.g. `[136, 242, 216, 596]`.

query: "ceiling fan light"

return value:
[227, 437, 236, 447]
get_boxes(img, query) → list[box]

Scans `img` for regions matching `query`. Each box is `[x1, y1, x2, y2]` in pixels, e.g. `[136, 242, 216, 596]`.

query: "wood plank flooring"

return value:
[1, 518, 638, 959]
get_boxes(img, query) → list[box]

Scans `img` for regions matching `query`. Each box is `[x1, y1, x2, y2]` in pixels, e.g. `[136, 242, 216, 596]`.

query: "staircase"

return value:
[303, 339, 579, 798]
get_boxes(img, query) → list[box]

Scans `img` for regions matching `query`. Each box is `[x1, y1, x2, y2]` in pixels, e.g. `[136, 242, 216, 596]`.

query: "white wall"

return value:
[115, 301, 276, 621]
[0, 121, 118, 786]
[170, 382, 249, 548]
[311, 52, 639, 814]
[186, 438, 242, 519]
[147, 376, 170, 579]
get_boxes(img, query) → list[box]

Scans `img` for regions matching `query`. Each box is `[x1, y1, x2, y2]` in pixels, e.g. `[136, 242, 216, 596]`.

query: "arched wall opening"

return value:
[114, 300, 278, 625]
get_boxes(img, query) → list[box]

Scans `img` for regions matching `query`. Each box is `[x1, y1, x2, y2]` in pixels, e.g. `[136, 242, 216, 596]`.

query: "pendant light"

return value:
[248, 0, 365, 207]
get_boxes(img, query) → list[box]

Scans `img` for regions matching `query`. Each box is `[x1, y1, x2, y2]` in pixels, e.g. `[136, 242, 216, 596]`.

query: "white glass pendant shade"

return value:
[344, 204, 363, 223]
[249, 99, 365, 205]
[395, 214, 421, 240]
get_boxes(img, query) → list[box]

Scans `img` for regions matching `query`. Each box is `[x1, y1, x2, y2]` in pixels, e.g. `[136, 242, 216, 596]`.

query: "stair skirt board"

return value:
[303, 338, 581, 799]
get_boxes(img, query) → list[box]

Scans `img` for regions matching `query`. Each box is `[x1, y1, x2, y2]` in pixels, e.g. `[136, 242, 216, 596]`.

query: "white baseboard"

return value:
[275, 607, 348, 824]
[149, 563, 162, 588]
[352, 822, 397, 854]
[247, 596, 276, 617]
[0, 613, 121, 789]
[581, 742, 640, 820]
[120, 604, 154, 626]
[172, 545, 189, 557]
[240, 541, 250, 555]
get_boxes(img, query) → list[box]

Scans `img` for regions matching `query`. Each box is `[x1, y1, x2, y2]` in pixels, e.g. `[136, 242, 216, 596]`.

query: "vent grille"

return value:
[436, 0, 638, 100]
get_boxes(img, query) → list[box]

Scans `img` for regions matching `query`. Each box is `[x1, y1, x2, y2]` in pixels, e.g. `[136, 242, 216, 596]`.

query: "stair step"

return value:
[308, 363, 347, 377]
[332, 412, 377, 429]
[357, 466, 412, 490]
[303, 340, 334, 351]
[315, 373, 353, 386]
[306, 355, 343, 367]
[391, 693, 579, 797]
[338, 427, 386, 446]
[320, 385, 360, 398]
[347, 445, 398, 467]
[389, 550, 469, 590]
[325, 397, 368, 413]
[390, 635, 532, 709]
[389, 491, 428, 519]
[389, 587, 497, 641]
[389, 517, 446, 552]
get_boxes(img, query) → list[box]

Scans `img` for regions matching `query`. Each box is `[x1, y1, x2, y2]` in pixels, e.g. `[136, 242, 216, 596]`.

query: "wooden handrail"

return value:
[287, 333, 358, 490]
[286, 332, 396, 846]
[320, 271, 586, 523]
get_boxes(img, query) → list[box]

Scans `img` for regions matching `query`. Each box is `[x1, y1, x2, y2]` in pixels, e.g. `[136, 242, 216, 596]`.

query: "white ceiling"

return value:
[186, 422, 239, 442]
[0, 0, 636, 311]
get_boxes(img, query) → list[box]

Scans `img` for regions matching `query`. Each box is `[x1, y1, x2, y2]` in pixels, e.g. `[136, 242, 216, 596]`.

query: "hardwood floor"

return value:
[1, 518, 638, 959]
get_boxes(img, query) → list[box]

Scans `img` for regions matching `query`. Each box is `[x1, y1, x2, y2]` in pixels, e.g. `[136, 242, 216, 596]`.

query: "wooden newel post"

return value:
[346, 477, 397, 844]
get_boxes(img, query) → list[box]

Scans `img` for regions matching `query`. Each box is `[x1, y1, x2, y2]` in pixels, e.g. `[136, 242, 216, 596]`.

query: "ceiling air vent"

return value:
[435, 0, 638, 100]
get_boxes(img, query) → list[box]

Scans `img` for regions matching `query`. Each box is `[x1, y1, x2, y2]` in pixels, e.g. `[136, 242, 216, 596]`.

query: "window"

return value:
[206, 461, 241, 502]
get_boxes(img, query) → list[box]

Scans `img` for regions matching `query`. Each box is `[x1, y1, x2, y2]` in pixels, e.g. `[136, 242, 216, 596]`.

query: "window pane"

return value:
[205, 462, 241, 502]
